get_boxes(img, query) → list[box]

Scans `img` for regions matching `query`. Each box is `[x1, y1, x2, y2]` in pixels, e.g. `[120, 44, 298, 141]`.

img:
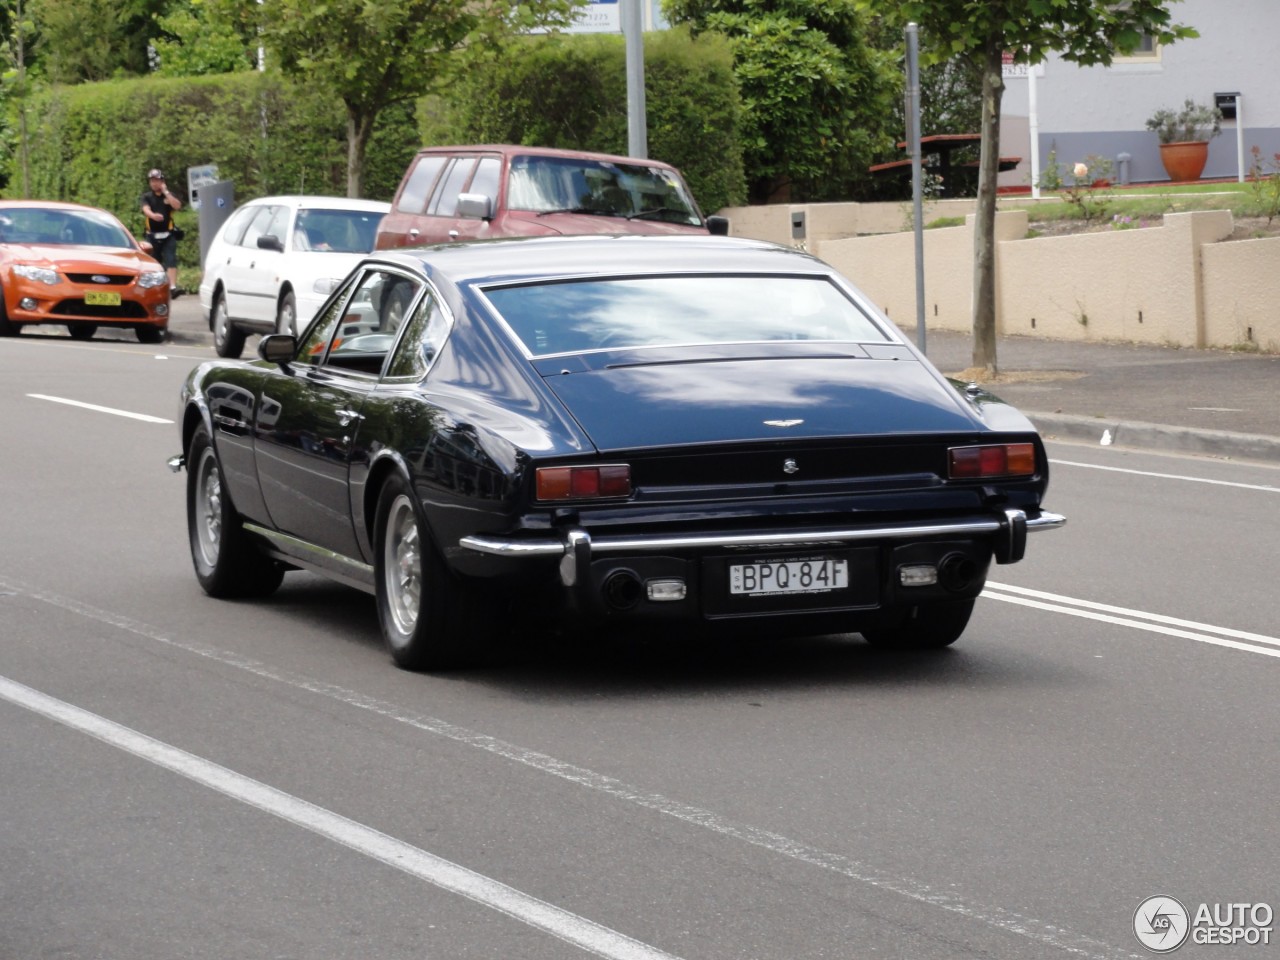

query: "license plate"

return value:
[84, 290, 121, 306]
[729, 557, 849, 596]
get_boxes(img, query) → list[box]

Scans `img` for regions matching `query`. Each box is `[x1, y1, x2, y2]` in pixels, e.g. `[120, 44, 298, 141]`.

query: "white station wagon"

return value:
[199, 195, 390, 356]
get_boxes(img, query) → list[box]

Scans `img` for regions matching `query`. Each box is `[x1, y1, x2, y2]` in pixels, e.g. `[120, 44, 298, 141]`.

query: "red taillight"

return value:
[948, 443, 1037, 479]
[536, 464, 632, 501]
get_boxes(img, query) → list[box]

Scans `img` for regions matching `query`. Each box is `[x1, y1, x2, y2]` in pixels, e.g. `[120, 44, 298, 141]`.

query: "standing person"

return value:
[140, 168, 183, 296]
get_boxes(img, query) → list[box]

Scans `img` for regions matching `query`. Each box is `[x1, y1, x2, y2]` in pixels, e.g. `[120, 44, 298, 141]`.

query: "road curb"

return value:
[1029, 412, 1280, 465]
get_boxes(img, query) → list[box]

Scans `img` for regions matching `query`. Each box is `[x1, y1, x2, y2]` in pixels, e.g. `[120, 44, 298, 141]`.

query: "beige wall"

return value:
[1203, 236, 1280, 351]
[718, 201, 1271, 352]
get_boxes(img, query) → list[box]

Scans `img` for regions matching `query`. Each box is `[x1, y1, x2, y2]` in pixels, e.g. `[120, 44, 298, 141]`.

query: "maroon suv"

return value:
[374, 144, 728, 249]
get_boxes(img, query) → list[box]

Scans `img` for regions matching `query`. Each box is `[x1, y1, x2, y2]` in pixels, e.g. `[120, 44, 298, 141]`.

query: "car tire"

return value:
[860, 599, 975, 649]
[136, 325, 166, 344]
[68, 323, 98, 340]
[186, 425, 284, 598]
[276, 290, 297, 337]
[212, 291, 246, 359]
[374, 473, 495, 671]
[0, 297, 17, 336]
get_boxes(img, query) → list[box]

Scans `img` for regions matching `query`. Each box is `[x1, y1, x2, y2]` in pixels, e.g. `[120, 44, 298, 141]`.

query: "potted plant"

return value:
[1146, 99, 1223, 182]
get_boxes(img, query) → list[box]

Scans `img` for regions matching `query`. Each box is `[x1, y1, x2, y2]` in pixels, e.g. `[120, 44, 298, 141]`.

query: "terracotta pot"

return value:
[1159, 141, 1210, 182]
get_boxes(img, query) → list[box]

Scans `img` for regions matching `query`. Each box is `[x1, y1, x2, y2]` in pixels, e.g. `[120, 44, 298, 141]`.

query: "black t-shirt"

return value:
[140, 189, 174, 237]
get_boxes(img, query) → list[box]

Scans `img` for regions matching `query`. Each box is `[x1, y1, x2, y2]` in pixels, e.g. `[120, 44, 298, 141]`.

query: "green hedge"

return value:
[421, 27, 747, 214]
[8, 72, 420, 277]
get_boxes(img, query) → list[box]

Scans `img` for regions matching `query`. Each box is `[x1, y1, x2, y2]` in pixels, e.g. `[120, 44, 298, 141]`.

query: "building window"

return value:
[1115, 33, 1160, 62]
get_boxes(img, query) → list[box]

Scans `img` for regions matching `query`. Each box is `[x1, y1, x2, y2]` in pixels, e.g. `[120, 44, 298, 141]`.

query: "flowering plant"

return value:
[1146, 99, 1223, 144]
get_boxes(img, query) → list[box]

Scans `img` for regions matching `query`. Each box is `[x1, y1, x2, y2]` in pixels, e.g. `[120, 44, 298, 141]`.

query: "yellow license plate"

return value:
[84, 290, 121, 306]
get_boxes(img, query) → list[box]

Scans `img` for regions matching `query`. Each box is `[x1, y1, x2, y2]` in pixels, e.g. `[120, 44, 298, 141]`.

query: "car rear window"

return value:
[483, 275, 890, 358]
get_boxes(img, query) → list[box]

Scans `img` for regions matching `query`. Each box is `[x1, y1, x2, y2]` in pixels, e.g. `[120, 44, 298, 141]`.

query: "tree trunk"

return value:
[970, 41, 1005, 378]
[346, 107, 377, 199]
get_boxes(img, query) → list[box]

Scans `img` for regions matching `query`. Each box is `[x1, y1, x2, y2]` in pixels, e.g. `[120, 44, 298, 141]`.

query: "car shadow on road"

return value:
[254, 578, 1080, 698]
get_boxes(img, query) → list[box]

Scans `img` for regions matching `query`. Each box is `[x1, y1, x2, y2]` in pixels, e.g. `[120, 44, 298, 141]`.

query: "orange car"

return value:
[0, 199, 170, 343]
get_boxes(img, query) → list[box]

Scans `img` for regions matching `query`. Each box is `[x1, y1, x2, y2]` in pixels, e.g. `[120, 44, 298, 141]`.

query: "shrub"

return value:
[1145, 99, 1223, 144]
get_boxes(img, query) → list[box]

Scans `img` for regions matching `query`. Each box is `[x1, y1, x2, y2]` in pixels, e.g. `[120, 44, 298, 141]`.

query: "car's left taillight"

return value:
[535, 464, 632, 501]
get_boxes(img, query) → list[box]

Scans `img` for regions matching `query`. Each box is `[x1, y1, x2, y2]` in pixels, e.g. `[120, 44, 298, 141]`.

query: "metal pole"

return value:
[1028, 58, 1041, 200]
[624, 0, 648, 158]
[906, 23, 926, 356]
[1236, 94, 1246, 183]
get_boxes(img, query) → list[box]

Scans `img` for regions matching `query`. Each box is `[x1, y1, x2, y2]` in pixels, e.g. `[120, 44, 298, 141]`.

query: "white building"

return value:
[1000, 0, 1280, 187]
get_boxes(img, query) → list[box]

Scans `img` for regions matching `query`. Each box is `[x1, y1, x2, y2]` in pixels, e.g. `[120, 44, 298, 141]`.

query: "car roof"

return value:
[240, 195, 392, 212]
[413, 145, 684, 171]
[0, 199, 119, 216]
[377, 235, 833, 288]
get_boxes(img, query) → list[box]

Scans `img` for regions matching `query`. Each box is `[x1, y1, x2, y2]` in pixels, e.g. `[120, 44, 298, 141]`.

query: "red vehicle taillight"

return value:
[948, 443, 1037, 479]
[535, 464, 632, 501]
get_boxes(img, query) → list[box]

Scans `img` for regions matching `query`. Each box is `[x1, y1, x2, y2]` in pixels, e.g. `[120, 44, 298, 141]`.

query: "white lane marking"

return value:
[984, 587, 1280, 659]
[0, 575, 1137, 960]
[26, 393, 172, 424]
[0, 673, 684, 960]
[987, 582, 1280, 650]
[1050, 458, 1280, 493]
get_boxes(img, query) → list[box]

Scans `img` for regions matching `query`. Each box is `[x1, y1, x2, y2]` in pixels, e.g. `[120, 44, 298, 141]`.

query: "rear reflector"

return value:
[536, 464, 632, 501]
[948, 443, 1036, 479]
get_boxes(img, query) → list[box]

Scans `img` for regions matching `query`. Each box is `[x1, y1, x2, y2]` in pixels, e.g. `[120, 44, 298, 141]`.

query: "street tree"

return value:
[256, 0, 580, 198]
[860, 0, 1196, 376]
[664, 0, 897, 204]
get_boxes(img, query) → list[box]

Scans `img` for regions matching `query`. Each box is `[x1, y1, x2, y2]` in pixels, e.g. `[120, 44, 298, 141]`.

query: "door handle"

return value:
[335, 408, 365, 426]
[408, 228, 420, 237]
[448, 230, 459, 239]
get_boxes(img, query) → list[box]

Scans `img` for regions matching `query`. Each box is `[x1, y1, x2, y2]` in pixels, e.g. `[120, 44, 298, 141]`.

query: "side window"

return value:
[395, 155, 447, 215]
[218, 205, 259, 246]
[240, 205, 279, 248]
[295, 273, 358, 367]
[262, 206, 291, 246]
[428, 158, 477, 217]
[318, 269, 422, 376]
[468, 157, 501, 200]
[386, 292, 451, 380]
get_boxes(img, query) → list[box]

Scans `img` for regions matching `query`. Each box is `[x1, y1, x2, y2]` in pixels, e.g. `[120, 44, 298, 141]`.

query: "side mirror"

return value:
[705, 215, 730, 236]
[257, 234, 285, 253]
[258, 333, 297, 369]
[456, 192, 494, 221]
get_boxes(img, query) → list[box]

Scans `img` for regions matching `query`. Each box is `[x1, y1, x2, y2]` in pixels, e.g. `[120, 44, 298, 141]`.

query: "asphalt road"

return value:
[2, 331, 1278, 960]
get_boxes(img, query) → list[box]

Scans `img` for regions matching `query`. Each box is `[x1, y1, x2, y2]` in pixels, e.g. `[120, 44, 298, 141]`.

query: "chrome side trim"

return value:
[244, 523, 376, 593]
[460, 511, 1066, 560]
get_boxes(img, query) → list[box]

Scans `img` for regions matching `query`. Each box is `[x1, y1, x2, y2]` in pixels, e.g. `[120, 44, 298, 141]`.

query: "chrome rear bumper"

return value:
[460, 509, 1066, 587]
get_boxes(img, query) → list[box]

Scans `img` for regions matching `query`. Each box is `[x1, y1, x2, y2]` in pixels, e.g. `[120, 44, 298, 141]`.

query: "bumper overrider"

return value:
[460, 508, 1066, 618]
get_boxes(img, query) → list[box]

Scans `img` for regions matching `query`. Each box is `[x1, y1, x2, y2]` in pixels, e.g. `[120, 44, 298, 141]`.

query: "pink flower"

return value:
[1073, 162, 1089, 178]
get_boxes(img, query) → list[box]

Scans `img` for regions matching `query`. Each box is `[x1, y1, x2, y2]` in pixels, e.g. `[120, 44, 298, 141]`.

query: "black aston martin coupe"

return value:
[172, 235, 1064, 669]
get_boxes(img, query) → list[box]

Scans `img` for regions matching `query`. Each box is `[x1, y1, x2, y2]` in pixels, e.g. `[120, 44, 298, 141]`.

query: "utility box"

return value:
[196, 180, 235, 266]
[791, 210, 806, 241]
[1215, 92, 1240, 121]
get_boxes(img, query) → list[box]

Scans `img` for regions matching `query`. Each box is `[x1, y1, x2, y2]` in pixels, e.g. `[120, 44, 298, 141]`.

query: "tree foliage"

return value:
[663, 0, 897, 204]
[150, 0, 258, 76]
[860, 0, 1197, 375]
[255, 0, 580, 197]
[28, 0, 165, 82]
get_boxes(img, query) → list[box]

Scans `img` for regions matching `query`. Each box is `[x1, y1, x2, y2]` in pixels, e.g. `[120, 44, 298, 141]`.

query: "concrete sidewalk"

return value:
[166, 298, 1280, 465]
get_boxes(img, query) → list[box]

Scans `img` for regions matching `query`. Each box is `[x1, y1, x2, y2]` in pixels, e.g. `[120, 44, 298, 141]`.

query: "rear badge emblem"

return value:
[92, 275, 110, 284]
[764, 419, 804, 428]
[783, 459, 799, 475]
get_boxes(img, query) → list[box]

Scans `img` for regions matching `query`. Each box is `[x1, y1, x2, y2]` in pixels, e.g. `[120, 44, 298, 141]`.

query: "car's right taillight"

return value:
[948, 443, 1037, 479]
